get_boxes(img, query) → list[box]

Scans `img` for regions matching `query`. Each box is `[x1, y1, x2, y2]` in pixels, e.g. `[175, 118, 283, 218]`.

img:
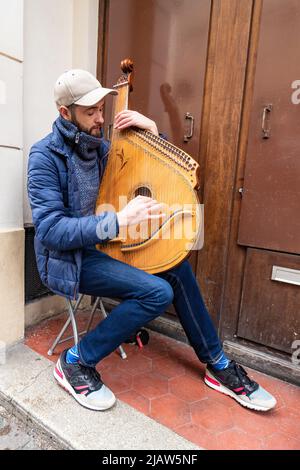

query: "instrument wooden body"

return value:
[95, 60, 201, 273]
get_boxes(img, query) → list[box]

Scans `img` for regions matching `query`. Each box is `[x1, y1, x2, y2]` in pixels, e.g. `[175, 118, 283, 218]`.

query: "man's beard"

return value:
[70, 108, 101, 137]
[85, 125, 102, 137]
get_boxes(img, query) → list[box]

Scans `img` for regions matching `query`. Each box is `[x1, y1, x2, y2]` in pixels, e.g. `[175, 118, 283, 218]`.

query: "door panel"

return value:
[238, 0, 300, 254]
[104, 0, 211, 160]
[237, 248, 300, 354]
[236, 0, 300, 358]
[102, 0, 211, 286]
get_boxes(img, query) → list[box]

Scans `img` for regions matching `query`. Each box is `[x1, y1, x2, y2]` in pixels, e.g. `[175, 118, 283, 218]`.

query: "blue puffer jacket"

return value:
[27, 120, 119, 300]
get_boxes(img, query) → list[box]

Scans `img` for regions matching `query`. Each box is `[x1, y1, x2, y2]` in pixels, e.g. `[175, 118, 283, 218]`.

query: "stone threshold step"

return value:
[0, 343, 201, 451]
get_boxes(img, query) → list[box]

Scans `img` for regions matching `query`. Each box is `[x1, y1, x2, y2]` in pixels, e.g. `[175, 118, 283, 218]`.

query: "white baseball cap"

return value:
[54, 69, 117, 108]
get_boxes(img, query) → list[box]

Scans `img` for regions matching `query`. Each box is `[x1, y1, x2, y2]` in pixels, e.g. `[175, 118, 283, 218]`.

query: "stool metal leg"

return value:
[80, 296, 127, 360]
[47, 294, 84, 355]
[48, 294, 127, 360]
[85, 296, 101, 334]
[68, 298, 79, 345]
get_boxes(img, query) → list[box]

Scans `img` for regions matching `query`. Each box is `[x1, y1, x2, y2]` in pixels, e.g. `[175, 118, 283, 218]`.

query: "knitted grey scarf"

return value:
[56, 116, 101, 216]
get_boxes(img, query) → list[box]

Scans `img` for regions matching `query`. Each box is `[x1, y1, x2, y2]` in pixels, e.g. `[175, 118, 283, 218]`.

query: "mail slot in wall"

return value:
[271, 265, 300, 286]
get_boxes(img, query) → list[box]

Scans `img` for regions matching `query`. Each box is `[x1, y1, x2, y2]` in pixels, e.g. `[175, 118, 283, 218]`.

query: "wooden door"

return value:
[99, 0, 211, 285]
[103, 0, 211, 161]
[237, 0, 300, 354]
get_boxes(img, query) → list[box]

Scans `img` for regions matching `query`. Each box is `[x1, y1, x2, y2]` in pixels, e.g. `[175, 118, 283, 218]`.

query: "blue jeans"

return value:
[78, 247, 224, 367]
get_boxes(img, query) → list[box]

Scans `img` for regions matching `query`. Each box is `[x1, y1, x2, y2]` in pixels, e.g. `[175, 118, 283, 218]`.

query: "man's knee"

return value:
[158, 280, 174, 307]
[146, 278, 174, 309]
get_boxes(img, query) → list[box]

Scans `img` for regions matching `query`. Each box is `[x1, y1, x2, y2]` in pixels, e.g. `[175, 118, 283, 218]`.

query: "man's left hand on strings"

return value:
[114, 110, 159, 135]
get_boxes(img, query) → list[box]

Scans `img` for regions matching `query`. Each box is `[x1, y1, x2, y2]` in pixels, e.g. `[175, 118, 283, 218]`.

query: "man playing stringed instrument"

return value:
[27, 69, 276, 413]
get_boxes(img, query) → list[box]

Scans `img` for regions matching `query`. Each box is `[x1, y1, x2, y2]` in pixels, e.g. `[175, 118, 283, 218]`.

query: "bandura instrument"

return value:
[95, 59, 202, 273]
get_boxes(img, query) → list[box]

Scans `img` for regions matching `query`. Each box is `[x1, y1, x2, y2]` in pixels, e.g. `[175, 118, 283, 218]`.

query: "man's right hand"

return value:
[117, 195, 166, 227]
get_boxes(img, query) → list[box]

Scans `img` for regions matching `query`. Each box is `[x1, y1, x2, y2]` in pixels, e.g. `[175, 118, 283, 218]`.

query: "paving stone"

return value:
[0, 405, 58, 450]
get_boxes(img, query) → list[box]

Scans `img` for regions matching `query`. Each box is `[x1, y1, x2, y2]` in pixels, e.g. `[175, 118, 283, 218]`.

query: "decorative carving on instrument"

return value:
[116, 148, 128, 171]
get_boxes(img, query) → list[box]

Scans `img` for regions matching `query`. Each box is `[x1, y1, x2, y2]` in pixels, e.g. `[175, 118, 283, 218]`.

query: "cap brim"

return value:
[74, 87, 118, 106]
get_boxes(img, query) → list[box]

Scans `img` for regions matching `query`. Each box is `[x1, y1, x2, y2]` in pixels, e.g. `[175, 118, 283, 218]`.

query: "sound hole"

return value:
[134, 186, 152, 198]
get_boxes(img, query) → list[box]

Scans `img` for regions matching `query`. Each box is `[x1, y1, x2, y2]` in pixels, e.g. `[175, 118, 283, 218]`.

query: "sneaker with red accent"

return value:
[54, 350, 116, 411]
[204, 360, 276, 411]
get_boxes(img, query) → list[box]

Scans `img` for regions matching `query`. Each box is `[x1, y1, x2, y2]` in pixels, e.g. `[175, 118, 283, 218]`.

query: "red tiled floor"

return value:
[175, 423, 218, 450]
[169, 375, 207, 403]
[101, 368, 133, 394]
[150, 394, 191, 428]
[190, 399, 234, 433]
[25, 310, 300, 450]
[116, 390, 150, 416]
[261, 433, 300, 450]
[152, 355, 186, 378]
[214, 428, 264, 451]
[133, 372, 169, 399]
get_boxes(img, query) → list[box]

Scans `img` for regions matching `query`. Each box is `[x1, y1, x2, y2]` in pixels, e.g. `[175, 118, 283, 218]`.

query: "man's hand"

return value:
[117, 195, 166, 227]
[114, 110, 159, 135]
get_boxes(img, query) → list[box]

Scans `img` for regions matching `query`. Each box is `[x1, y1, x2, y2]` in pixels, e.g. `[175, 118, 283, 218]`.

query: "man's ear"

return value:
[59, 106, 71, 121]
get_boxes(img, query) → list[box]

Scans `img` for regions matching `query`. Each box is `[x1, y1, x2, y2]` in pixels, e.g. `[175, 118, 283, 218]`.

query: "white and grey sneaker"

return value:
[54, 350, 116, 411]
[205, 360, 277, 412]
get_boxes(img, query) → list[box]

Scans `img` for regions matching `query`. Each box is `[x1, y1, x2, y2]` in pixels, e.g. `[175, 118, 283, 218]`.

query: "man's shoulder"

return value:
[29, 123, 67, 164]
[28, 130, 66, 175]
[29, 132, 53, 158]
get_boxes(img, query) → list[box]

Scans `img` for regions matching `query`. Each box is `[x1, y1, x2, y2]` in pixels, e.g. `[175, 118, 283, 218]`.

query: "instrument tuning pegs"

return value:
[121, 58, 134, 74]
[120, 58, 134, 92]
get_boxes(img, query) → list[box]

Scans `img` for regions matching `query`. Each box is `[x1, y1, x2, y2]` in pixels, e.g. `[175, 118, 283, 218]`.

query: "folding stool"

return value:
[47, 294, 127, 359]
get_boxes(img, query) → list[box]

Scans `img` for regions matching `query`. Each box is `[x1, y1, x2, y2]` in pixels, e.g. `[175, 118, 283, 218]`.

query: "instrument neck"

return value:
[113, 82, 129, 115]
[110, 83, 130, 140]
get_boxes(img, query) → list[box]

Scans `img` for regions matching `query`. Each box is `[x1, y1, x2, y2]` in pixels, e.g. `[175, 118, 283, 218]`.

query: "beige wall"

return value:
[0, 229, 24, 345]
[23, 0, 99, 224]
[0, 0, 25, 346]
[0, 0, 99, 346]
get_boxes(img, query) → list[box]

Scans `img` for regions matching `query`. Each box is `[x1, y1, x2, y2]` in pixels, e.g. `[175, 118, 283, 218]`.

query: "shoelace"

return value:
[231, 361, 258, 393]
[82, 365, 102, 384]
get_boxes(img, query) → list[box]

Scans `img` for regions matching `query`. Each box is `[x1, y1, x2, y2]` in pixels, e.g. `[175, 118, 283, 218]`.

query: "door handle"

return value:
[184, 112, 194, 142]
[262, 104, 273, 139]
